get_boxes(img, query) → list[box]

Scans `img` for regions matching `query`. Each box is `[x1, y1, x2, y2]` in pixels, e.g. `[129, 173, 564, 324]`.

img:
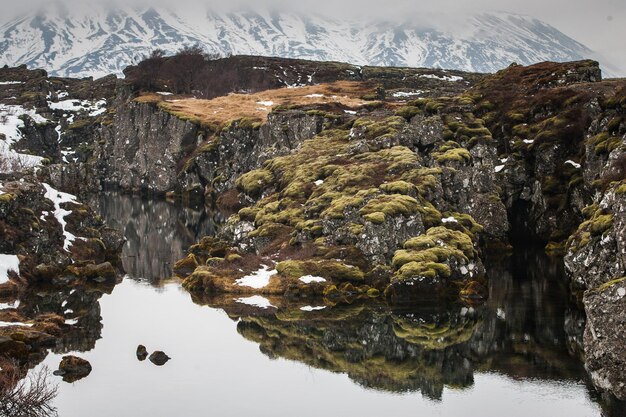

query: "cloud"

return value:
[3, 0, 625, 75]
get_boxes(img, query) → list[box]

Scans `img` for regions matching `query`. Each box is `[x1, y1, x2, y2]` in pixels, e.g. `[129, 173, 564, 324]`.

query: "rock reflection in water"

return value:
[11, 281, 116, 371]
[95, 192, 223, 282]
[192, 251, 591, 401]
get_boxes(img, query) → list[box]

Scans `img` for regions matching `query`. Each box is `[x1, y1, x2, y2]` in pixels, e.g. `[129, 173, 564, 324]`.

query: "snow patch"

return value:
[42, 183, 79, 251]
[392, 91, 423, 98]
[420, 74, 463, 82]
[495, 165, 505, 173]
[314, 179, 324, 186]
[256, 101, 274, 107]
[235, 265, 276, 289]
[0, 321, 33, 327]
[0, 104, 47, 171]
[299, 275, 326, 284]
[0, 254, 20, 284]
[300, 305, 326, 312]
[441, 216, 458, 224]
[0, 81, 23, 85]
[565, 160, 581, 169]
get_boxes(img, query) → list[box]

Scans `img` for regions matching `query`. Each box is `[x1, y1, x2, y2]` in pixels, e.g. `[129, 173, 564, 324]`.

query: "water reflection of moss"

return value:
[392, 315, 479, 350]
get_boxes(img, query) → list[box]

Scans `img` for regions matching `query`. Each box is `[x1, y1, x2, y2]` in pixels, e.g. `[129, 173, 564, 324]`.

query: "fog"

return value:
[2, 0, 625, 75]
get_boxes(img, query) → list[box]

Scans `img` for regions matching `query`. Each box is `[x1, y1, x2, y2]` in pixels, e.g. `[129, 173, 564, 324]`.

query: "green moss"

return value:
[322, 193, 366, 219]
[366, 288, 380, 297]
[594, 277, 626, 293]
[197, 138, 220, 153]
[379, 181, 416, 195]
[395, 106, 421, 120]
[0, 193, 16, 202]
[363, 212, 386, 224]
[588, 213, 613, 235]
[394, 261, 451, 281]
[235, 169, 274, 196]
[434, 148, 471, 163]
[352, 116, 405, 139]
[68, 119, 92, 130]
[589, 132, 622, 155]
[359, 194, 419, 218]
[238, 207, 260, 221]
[348, 223, 365, 235]
[616, 182, 626, 195]
[403, 227, 474, 257]
[276, 259, 364, 282]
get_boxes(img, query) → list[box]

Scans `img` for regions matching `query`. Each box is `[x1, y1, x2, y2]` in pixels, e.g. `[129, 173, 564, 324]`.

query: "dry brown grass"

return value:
[135, 81, 375, 130]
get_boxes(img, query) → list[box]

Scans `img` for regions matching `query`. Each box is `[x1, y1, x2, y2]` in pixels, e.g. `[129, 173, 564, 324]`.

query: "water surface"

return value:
[30, 193, 618, 417]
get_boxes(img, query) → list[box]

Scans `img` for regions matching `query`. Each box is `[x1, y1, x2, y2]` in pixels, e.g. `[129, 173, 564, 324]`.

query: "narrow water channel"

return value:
[30, 192, 620, 417]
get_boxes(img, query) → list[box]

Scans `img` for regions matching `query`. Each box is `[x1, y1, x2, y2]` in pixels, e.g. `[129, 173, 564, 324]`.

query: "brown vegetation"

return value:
[0, 364, 58, 417]
[136, 81, 373, 130]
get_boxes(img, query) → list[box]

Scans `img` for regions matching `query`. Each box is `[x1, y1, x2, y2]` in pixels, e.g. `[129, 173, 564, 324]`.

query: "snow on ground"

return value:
[314, 180, 324, 186]
[441, 217, 458, 224]
[235, 265, 276, 289]
[420, 74, 464, 82]
[0, 254, 20, 284]
[304, 93, 324, 98]
[0, 300, 19, 309]
[565, 160, 581, 169]
[0, 104, 47, 171]
[0, 81, 23, 85]
[495, 165, 505, 173]
[156, 92, 173, 96]
[523, 139, 534, 144]
[299, 275, 326, 284]
[235, 295, 276, 309]
[0, 321, 33, 327]
[256, 101, 274, 107]
[300, 305, 326, 312]
[42, 183, 79, 251]
[48, 98, 107, 116]
[392, 91, 424, 98]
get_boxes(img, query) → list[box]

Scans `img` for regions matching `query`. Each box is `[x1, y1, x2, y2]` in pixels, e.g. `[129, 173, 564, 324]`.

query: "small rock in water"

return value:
[136, 344, 148, 361]
[53, 355, 92, 383]
[149, 351, 171, 366]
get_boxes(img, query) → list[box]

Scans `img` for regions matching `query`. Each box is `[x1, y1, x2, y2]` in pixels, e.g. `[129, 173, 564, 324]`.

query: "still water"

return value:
[30, 193, 619, 417]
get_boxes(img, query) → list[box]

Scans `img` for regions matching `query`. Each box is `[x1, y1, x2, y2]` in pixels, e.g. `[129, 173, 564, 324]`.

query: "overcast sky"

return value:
[5, 0, 626, 76]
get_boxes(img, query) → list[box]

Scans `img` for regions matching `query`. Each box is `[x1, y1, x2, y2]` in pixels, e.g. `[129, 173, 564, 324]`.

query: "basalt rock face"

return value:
[99, 101, 201, 194]
[564, 183, 626, 400]
[0, 174, 124, 288]
[178, 109, 333, 197]
[96, 100, 335, 197]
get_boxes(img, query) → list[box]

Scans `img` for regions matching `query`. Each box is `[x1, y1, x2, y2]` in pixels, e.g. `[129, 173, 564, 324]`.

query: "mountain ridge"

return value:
[0, 3, 598, 78]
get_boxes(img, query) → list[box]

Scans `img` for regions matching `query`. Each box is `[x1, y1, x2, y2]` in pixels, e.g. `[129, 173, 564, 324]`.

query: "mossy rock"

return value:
[235, 169, 274, 197]
[379, 181, 416, 196]
[359, 194, 419, 218]
[434, 148, 471, 164]
[363, 212, 386, 225]
[0, 193, 16, 202]
[276, 259, 365, 282]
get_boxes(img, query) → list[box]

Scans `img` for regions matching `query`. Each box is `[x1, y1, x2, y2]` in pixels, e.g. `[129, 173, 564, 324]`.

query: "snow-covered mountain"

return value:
[0, 1, 595, 78]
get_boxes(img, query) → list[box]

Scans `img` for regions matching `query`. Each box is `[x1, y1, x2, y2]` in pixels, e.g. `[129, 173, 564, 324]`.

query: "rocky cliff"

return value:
[1, 56, 625, 401]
